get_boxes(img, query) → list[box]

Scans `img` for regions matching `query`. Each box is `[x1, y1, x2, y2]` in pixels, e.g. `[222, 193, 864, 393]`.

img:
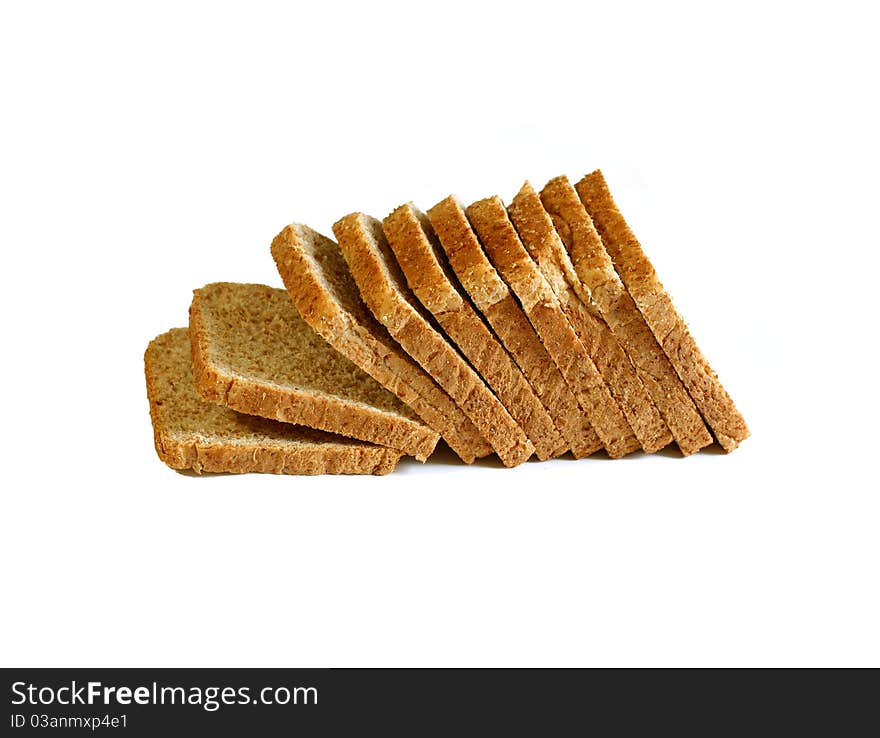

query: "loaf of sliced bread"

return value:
[427, 198, 601, 459]
[271, 224, 491, 463]
[333, 213, 534, 467]
[575, 171, 749, 451]
[189, 282, 439, 461]
[384, 201, 565, 460]
[145, 328, 403, 475]
[471, 196, 640, 458]
[539, 177, 712, 456]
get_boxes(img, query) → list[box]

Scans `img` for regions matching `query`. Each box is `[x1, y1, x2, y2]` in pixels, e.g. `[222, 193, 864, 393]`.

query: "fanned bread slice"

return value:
[515, 179, 672, 454]
[426, 198, 601, 459]
[539, 177, 712, 456]
[333, 213, 534, 468]
[189, 282, 439, 461]
[384, 202, 565, 460]
[471, 196, 640, 459]
[145, 328, 403, 475]
[576, 170, 749, 451]
[271, 224, 491, 463]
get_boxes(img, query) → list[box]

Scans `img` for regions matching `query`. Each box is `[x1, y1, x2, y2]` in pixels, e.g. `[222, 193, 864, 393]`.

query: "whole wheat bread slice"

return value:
[470, 196, 640, 458]
[384, 202, 565, 460]
[271, 224, 491, 463]
[538, 177, 712, 456]
[145, 328, 403, 475]
[333, 212, 534, 467]
[575, 170, 749, 451]
[189, 282, 439, 461]
[527, 179, 673, 454]
[425, 198, 601, 459]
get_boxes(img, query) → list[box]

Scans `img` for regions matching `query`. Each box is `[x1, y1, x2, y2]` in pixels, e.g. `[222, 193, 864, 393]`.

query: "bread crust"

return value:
[386, 201, 565, 460]
[145, 328, 403, 475]
[536, 178, 695, 454]
[333, 212, 534, 468]
[472, 197, 640, 458]
[188, 283, 439, 461]
[576, 171, 749, 451]
[271, 224, 492, 463]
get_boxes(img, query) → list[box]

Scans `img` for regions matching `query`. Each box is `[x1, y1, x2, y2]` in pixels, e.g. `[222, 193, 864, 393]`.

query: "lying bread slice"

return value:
[333, 213, 534, 467]
[470, 197, 640, 459]
[189, 282, 439, 461]
[271, 224, 491, 463]
[145, 328, 403, 475]
[384, 202, 565, 460]
[539, 177, 712, 456]
[530, 179, 673, 454]
[427, 198, 602, 459]
[576, 170, 749, 451]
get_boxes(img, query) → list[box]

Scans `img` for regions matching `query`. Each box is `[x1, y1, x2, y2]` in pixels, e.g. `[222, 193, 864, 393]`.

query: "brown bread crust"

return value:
[188, 282, 439, 461]
[271, 224, 491, 462]
[387, 200, 566, 460]
[145, 328, 403, 475]
[429, 198, 601, 459]
[576, 171, 749, 451]
[472, 197, 640, 458]
[537, 177, 712, 455]
[333, 212, 534, 467]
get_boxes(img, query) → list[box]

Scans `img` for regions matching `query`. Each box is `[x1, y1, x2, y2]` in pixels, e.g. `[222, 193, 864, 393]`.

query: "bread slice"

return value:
[384, 201, 565, 460]
[576, 170, 749, 451]
[189, 282, 439, 461]
[527, 179, 673, 454]
[333, 212, 534, 467]
[469, 197, 640, 458]
[145, 328, 403, 475]
[538, 177, 712, 456]
[426, 198, 602, 459]
[271, 224, 491, 463]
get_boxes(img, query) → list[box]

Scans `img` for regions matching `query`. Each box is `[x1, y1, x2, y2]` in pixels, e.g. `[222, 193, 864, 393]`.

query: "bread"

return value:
[188, 282, 439, 460]
[271, 223, 491, 463]
[575, 170, 749, 451]
[385, 201, 565, 460]
[538, 177, 712, 455]
[145, 328, 403, 475]
[530, 179, 673, 454]
[469, 196, 640, 458]
[333, 212, 534, 467]
[427, 199, 602, 459]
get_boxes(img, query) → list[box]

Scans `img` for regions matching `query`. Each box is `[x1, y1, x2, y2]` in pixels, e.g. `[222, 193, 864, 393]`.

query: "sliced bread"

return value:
[469, 197, 640, 458]
[539, 177, 712, 455]
[145, 328, 403, 475]
[575, 170, 749, 451]
[333, 212, 534, 468]
[427, 198, 601, 459]
[384, 202, 566, 460]
[271, 224, 491, 463]
[529, 179, 673, 454]
[189, 282, 439, 461]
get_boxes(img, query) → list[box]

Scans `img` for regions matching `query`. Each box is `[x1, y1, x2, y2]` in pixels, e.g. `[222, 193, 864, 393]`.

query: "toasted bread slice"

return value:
[385, 201, 565, 460]
[145, 328, 403, 475]
[333, 212, 534, 467]
[271, 224, 491, 463]
[539, 177, 712, 455]
[426, 197, 601, 459]
[576, 170, 749, 451]
[471, 196, 640, 458]
[189, 282, 439, 460]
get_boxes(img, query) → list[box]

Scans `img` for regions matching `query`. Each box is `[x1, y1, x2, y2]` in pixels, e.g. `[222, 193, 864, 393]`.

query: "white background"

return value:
[1, 1, 877, 667]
